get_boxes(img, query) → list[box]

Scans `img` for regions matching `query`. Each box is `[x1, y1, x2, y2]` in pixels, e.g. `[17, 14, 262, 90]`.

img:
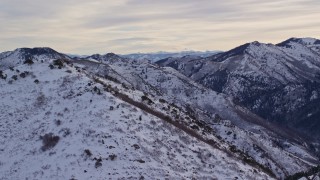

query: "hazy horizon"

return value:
[1, 0, 319, 54]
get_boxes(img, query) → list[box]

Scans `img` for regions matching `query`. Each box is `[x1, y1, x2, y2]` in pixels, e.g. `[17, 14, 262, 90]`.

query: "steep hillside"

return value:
[78, 52, 319, 178]
[0, 47, 69, 70]
[157, 38, 320, 141]
[0, 51, 273, 179]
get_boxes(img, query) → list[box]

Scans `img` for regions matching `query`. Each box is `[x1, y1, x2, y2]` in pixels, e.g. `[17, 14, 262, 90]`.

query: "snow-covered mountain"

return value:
[78, 50, 320, 178]
[278, 37, 320, 54]
[0, 47, 69, 70]
[156, 37, 320, 142]
[121, 50, 221, 62]
[1, 46, 319, 179]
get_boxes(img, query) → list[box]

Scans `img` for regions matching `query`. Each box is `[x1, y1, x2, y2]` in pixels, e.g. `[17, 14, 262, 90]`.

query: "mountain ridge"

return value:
[1, 38, 320, 179]
[0, 49, 278, 179]
[156, 37, 320, 142]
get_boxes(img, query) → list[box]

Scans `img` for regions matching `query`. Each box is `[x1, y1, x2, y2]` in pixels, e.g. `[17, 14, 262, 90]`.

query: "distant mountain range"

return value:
[120, 50, 221, 62]
[1, 38, 320, 179]
[157, 37, 320, 141]
[67, 50, 221, 62]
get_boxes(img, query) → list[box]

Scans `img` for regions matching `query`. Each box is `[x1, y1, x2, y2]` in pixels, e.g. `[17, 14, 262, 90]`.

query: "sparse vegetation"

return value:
[136, 159, 145, 163]
[132, 144, 140, 150]
[229, 145, 240, 153]
[59, 128, 71, 137]
[0, 70, 7, 80]
[53, 59, 64, 68]
[40, 133, 60, 151]
[213, 114, 222, 122]
[141, 95, 153, 105]
[11, 75, 18, 81]
[84, 149, 92, 157]
[93, 86, 102, 95]
[191, 125, 199, 130]
[35, 93, 46, 107]
[55, 119, 61, 126]
[19, 72, 27, 78]
[121, 83, 129, 89]
[285, 166, 320, 180]
[109, 154, 117, 161]
[94, 157, 102, 168]
[23, 58, 34, 65]
[104, 75, 120, 84]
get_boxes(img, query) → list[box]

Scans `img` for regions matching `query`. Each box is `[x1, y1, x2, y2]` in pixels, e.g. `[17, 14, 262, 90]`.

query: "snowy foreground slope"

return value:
[0, 53, 272, 179]
[0, 47, 319, 179]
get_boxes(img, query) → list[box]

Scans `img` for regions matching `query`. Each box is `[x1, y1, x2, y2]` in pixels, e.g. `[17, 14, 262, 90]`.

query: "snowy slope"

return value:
[80, 52, 319, 178]
[0, 47, 69, 70]
[278, 37, 320, 54]
[0, 51, 273, 179]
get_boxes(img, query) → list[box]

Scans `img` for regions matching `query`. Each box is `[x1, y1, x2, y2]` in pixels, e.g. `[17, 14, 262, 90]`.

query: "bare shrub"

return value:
[40, 133, 60, 151]
[24, 58, 34, 65]
[0, 71, 7, 80]
[109, 154, 117, 161]
[55, 120, 61, 126]
[132, 144, 140, 150]
[59, 128, 71, 137]
[53, 59, 64, 69]
[94, 157, 102, 168]
[35, 93, 47, 107]
[11, 75, 18, 81]
[135, 159, 145, 163]
[141, 95, 153, 105]
[84, 149, 92, 157]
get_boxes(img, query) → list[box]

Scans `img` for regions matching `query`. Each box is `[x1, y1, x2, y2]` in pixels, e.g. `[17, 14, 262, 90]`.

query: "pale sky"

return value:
[0, 0, 319, 54]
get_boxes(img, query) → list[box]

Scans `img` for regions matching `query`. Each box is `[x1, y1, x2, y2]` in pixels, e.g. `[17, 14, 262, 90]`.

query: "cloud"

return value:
[0, 0, 319, 54]
[108, 37, 154, 43]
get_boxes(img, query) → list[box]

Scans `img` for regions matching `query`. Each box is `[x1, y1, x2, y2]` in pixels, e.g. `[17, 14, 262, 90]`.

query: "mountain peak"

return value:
[292, 37, 319, 45]
[209, 43, 250, 61]
[15, 47, 60, 55]
[0, 47, 68, 70]
[210, 41, 265, 62]
[86, 52, 125, 64]
[88, 53, 102, 59]
[104, 52, 120, 58]
[250, 41, 262, 46]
